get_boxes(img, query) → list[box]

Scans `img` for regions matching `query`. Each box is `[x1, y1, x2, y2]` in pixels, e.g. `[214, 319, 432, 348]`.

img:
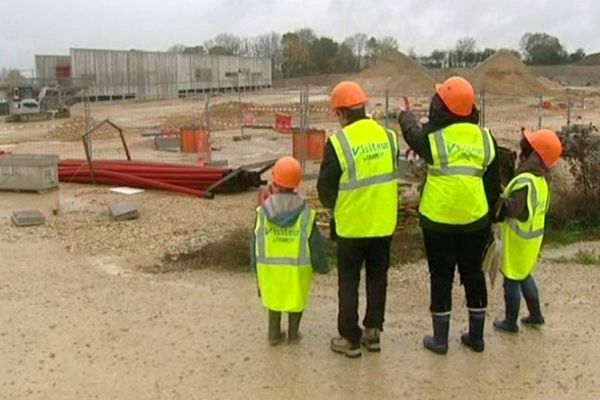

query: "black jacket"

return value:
[398, 94, 501, 233]
[317, 140, 341, 210]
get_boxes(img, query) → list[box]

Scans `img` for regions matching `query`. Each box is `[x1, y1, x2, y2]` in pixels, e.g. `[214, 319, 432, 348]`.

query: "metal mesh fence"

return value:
[0, 86, 593, 174]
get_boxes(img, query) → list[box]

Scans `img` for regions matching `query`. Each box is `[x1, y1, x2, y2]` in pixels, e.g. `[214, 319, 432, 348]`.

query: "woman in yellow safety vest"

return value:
[398, 76, 501, 355]
[494, 129, 562, 333]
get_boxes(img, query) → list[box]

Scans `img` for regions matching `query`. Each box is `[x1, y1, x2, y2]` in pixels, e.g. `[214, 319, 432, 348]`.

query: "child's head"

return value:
[521, 129, 562, 169]
[271, 156, 302, 192]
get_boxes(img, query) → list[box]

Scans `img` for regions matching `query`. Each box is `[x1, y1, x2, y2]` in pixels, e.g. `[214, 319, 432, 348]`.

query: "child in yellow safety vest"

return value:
[494, 129, 562, 333]
[250, 156, 329, 345]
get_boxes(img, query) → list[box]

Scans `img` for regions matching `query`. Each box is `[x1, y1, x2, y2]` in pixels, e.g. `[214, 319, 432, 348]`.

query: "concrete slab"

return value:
[154, 136, 180, 151]
[108, 203, 139, 221]
[11, 210, 46, 227]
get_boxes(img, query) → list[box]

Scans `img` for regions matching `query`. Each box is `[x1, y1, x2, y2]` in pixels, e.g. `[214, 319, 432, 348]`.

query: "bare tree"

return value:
[211, 33, 243, 56]
[254, 32, 283, 73]
[296, 28, 317, 46]
[167, 44, 186, 53]
[456, 37, 477, 54]
[344, 33, 368, 70]
[378, 36, 399, 54]
[455, 37, 477, 66]
[0, 68, 24, 85]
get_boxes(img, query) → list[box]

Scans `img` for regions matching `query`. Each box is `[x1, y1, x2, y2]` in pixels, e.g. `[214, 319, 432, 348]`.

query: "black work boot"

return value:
[461, 310, 485, 352]
[521, 290, 545, 326]
[494, 290, 520, 333]
[288, 312, 303, 344]
[268, 310, 285, 345]
[423, 314, 450, 355]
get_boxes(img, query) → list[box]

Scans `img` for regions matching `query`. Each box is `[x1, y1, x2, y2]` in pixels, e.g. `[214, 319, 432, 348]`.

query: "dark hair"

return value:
[519, 136, 534, 159]
[338, 106, 367, 125]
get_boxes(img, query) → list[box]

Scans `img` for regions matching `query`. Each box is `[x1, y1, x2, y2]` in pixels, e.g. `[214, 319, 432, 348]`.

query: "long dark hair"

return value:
[519, 135, 534, 160]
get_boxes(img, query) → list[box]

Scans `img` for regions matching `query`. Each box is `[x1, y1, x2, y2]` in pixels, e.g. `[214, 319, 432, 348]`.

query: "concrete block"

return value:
[108, 203, 139, 221]
[11, 210, 46, 227]
[0, 154, 59, 192]
[154, 136, 180, 151]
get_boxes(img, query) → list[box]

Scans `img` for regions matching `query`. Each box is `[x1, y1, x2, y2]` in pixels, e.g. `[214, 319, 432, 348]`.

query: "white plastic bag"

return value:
[482, 226, 502, 287]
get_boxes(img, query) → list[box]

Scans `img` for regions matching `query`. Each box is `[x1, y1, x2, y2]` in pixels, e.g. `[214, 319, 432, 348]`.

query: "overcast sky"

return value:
[1, 0, 598, 72]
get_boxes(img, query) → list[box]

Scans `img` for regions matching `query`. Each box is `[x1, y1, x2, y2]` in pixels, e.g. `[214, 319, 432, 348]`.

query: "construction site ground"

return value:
[1, 86, 600, 399]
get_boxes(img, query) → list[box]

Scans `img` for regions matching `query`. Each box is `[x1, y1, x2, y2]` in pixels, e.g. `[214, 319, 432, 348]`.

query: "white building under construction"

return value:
[35, 48, 272, 101]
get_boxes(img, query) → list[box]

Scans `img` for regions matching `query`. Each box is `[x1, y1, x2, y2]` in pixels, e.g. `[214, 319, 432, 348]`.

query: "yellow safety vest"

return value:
[255, 205, 316, 312]
[419, 123, 496, 225]
[329, 119, 398, 238]
[501, 172, 549, 280]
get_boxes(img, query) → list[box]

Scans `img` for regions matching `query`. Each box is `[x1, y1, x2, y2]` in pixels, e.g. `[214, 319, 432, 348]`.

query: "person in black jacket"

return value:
[398, 76, 501, 355]
[318, 81, 398, 358]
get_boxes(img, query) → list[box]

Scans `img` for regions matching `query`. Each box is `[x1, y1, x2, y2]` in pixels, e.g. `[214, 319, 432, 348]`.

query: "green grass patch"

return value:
[551, 249, 600, 266]
[544, 223, 600, 246]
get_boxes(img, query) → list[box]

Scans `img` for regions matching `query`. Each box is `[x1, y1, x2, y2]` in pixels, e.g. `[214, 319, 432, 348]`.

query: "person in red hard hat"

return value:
[398, 76, 501, 355]
[318, 81, 399, 358]
[493, 129, 562, 333]
[250, 156, 329, 345]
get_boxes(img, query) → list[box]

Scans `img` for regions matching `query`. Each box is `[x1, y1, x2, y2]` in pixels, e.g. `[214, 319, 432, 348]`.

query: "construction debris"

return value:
[11, 210, 46, 227]
[109, 203, 140, 221]
[47, 117, 121, 141]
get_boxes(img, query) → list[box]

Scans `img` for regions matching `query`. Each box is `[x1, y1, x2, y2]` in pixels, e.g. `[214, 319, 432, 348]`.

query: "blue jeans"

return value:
[503, 275, 543, 323]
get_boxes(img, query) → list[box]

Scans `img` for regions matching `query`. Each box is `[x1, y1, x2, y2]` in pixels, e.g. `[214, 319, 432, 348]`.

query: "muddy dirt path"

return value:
[1, 238, 599, 399]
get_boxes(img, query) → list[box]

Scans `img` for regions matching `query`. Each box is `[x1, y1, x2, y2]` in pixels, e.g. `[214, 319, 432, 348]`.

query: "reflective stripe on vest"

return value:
[333, 127, 398, 191]
[505, 177, 545, 239]
[500, 173, 549, 280]
[428, 127, 492, 177]
[255, 206, 312, 266]
[419, 123, 495, 225]
[328, 119, 399, 238]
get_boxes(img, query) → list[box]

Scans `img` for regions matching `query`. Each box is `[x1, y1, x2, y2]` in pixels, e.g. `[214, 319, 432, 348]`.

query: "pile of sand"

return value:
[537, 76, 564, 90]
[468, 50, 550, 96]
[47, 117, 122, 141]
[354, 52, 436, 95]
[576, 52, 600, 66]
[161, 112, 204, 129]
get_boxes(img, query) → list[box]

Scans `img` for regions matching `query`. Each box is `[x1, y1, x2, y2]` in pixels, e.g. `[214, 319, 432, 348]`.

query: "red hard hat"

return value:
[330, 81, 368, 110]
[523, 129, 562, 168]
[271, 156, 302, 189]
[435, 76, 475, 117]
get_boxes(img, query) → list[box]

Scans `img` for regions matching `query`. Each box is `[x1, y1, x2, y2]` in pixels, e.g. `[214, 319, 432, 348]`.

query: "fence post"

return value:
[384, 90, 389, 129]
[239, 90, 244, 139]
[567, 95, 572, 126]
[204, 93, 212, 163]
[84, 88, 92, 157]
[479, 90, 486, 127]
[538, 95, 543, 130]
[299, 87, 308, 175]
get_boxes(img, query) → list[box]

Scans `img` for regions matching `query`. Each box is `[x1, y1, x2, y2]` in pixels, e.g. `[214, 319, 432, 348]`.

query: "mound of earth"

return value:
[537, 76, 564, 90]
[577, 52, 600, 66]
[47, 117, 121, 141]
[354, 52, 436, 95]
[468, 49, 549, 95]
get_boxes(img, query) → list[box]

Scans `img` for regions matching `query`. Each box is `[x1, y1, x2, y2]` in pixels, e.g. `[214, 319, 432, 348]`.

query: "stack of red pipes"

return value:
[58, 159, 231, 198]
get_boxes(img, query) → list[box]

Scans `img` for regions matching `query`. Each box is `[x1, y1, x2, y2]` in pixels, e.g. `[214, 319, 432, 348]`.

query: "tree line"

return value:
[168, 29, 587, 79]
[0, 31, 589, 85]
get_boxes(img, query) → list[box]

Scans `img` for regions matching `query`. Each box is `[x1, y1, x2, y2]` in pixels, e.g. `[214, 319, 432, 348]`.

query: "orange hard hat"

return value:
[271, 156, 302, 189]
[330, 81, 368, 110]
[435, 76, 475, 117]
[523, 129, 562, 168]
